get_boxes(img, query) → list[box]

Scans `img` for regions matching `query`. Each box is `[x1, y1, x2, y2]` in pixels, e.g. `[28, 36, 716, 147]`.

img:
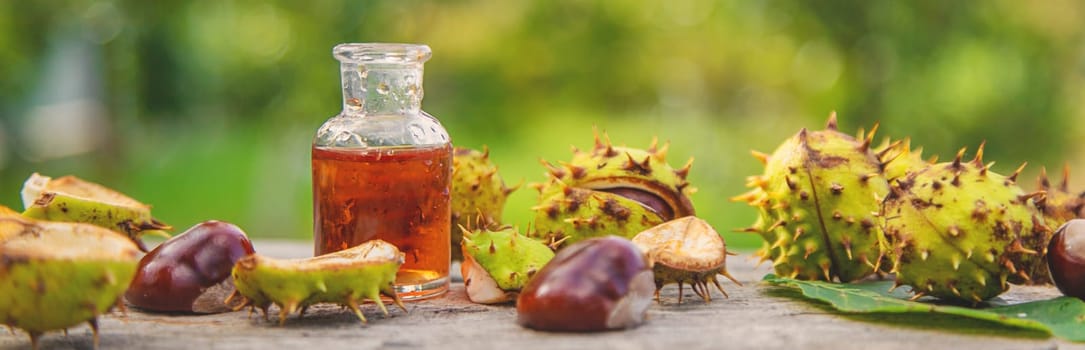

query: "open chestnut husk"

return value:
[125, 220, 255, 313]
[516, 236, 654, 332]
[632, 216, 740, 304]
[1048, 219, 1085, 300]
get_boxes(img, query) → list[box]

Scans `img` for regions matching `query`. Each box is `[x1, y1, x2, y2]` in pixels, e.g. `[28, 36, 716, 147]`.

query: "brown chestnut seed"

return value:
[1048, 219, 1085, 300]
[125, 220, 255, 313]
[516, 236, 654, 332]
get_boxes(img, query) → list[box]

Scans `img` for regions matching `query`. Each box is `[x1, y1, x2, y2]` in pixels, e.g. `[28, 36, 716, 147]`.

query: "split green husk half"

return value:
[632, 216, 740, 304]
[460, 226, 554, 304]
[0, 216, 141, 349]
[20, 173, 171, 251]
[228, 239, 406, 325]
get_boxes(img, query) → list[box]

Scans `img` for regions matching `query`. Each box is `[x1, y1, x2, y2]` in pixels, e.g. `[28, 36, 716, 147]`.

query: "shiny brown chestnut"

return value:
[516, 236, 654, 332]
[125, 220, 255, 313]
[1048, 219, 1085, 300]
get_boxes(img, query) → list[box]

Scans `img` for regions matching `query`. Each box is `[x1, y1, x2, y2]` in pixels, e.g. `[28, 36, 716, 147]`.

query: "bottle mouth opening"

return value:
[333, 43, 432, 64]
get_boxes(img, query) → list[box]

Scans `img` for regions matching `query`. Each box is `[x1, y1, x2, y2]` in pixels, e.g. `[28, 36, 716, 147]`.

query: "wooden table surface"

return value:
[1, 240, 1079, 350]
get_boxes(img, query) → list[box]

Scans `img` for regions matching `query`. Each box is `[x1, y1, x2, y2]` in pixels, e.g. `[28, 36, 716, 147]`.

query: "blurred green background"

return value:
[1, 1, 1083, 249]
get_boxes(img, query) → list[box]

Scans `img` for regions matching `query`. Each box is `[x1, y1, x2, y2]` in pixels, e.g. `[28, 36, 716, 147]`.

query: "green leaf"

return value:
[763, 274, 1085, 342]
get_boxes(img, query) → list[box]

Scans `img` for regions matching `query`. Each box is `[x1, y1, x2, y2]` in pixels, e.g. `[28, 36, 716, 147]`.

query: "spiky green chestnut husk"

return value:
[20, 173, 171, 251]
[460, 226, 554, 304]
[734, 114, 889, 282]
[0, 217, 140, 349]
[631, 217, 740, 304]
[532, 131, 695, 248]
[451, 147, 516, 261]
[228, 239, 406, 325]
[881, 145, 1050, 303]
[875, 138, 934, 181]
[532, 182, 665, 247]
[1030, 166, 1083, 285]
[1035, 166, 1084, 230]
[868, 137, 936, 273]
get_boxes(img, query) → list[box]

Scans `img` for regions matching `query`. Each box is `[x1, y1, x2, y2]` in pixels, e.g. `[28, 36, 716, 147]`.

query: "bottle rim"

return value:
[333, 43, 432, 64]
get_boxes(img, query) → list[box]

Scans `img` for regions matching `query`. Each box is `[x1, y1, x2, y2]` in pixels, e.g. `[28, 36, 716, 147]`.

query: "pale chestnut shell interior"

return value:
[21, 173, 148, 210]
[249, 239, 404, 272]
[632, 216, 726, 272]
[461, 255, 514, 304]
[0, 218, 140, 261]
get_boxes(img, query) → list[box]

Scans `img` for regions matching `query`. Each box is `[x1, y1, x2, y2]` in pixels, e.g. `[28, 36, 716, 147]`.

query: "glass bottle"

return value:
[312, 43, 451, 300]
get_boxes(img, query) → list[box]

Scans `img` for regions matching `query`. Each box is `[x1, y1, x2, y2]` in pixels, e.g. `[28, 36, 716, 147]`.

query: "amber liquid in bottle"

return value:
[313, 144, 451, 299]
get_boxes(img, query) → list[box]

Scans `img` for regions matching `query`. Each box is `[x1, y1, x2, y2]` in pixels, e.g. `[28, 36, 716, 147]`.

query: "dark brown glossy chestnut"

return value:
[1049, 219, 1085, 300]
[125, 220, 255, 313]
[516, 236, 654, 332]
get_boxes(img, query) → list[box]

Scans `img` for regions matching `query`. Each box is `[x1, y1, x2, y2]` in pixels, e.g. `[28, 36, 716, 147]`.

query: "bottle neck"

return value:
[341, 62, 424, 116]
